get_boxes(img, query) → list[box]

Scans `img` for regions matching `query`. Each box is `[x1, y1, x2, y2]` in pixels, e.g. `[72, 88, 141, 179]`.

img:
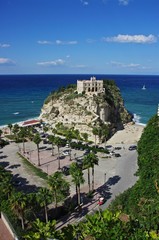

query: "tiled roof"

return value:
[22, 119, 40, 126]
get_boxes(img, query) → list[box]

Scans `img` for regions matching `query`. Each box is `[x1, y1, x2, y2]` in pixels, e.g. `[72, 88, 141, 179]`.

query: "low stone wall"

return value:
[1, 212, 19, 240]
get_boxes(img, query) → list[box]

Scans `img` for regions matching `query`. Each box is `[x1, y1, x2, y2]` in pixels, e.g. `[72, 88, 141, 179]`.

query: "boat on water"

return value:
[142, 85, 146, 90]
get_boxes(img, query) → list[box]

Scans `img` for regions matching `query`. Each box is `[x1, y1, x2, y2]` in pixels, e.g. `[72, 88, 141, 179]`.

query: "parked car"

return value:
[75, 158, 83, 168]
[106, 145, 113, 149]
[114, 147, 122, 150]
[114, 153, 121, 157]
[83, 149, 90, 155]
[62, 165, 70, 175]
[129, 145, 137, 151]
[43, 139, 49, 144]
[98, 197, 105, 205]
[62, 150, 70, 156]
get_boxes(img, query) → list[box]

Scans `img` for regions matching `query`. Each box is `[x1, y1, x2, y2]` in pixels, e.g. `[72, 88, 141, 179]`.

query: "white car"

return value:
[62, 150, 70, 156]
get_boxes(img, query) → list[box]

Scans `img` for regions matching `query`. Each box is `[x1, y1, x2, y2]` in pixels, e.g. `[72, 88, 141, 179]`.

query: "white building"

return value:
[77, 76, 105, 94]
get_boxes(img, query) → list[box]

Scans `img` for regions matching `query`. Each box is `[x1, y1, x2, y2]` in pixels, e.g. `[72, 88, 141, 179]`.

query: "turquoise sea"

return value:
[0, 74, 159, 127]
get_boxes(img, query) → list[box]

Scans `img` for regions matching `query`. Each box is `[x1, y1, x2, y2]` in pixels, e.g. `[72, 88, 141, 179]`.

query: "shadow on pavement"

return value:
[106, 175, 121, 186]
[0, 161, 10, 168]
[0, 155, 8, 159]
[97, 175, 121, 201]
[8, 164, 21, 169]
[12, 174, 40, 193]
[55, 174, 121, 229]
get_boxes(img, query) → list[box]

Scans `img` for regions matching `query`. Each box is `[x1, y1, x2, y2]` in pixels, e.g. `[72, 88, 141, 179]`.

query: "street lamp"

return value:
[104, 173, 106, 183]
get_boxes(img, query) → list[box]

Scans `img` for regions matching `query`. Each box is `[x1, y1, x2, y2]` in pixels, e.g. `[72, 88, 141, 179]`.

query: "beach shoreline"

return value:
[1, 117, 145, 147]
[107, 122, 145, 145]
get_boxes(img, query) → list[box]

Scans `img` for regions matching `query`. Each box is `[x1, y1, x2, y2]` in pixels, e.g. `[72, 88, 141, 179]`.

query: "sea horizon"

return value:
[0, 74, 159, 128]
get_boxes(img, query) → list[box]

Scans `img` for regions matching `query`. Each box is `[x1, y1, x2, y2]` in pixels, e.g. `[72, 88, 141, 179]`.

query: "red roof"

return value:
[22, 119, 40, 126]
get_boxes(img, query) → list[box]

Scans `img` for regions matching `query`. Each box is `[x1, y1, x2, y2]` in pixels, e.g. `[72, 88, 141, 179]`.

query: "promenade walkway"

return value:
[0, 218, 14, 240]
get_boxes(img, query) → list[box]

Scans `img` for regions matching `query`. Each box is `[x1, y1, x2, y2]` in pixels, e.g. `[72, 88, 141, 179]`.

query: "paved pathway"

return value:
[0, 218, 14, 240]
[1, 141, 46, 193]
[56, 144, 138, 228]
[0, 140, 138, 229]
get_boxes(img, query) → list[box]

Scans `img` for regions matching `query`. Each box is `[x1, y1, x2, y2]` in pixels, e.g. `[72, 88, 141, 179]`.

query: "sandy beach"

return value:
[106, 123, 145, 145]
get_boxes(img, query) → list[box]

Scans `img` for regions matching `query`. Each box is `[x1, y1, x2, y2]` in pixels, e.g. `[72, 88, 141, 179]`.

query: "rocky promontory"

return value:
[39, 79, 132, 142]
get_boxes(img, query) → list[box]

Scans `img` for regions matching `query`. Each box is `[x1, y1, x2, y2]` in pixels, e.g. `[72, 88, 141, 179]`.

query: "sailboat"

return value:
[142, 85, 146, 90]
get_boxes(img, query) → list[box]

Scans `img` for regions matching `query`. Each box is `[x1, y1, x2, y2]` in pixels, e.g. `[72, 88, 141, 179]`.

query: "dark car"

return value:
[43, 139, 49, 144]
[12, 180, 22, 186]
[76, 159, 83, 169]
[114, 153, 121, 157]
[62, 165, 70, 176]
[83, 149, 90, 155]
[106, 145, 113, 148]
[114, 147, 122, 150]
[129, 145, 137, 151]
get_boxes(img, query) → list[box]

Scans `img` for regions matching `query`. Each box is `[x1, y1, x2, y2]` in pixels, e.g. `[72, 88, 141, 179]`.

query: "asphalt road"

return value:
[1, 140, 138, 212]
[100, 146, 138, 210]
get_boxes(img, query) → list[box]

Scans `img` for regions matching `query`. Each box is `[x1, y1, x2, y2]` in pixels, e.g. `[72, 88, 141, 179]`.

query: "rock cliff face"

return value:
[39, 80, 132, 141]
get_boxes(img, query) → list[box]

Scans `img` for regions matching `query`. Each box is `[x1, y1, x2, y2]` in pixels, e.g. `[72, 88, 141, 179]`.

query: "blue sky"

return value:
[0, 0, 159, 75]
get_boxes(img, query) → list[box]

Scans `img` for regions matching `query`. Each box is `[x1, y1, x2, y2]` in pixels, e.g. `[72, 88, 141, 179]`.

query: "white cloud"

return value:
[38, 40, 78, 45]
[55, 40, 78, 45]
[0, 58, 15, 65]
[37, 59, 65, 66]
[0, 43, 10, 48]
[111, 61, 141, 68]
[103, 34, 157, 43]
[71, 64, 87, 68]
[37, 40, 52, 45]
[80, 0, 89, 6]
[119, 0, 130, 6]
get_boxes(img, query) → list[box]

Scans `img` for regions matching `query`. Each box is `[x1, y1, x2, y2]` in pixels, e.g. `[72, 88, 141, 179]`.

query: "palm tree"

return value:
[33, 133, 42, 166]
[81, 132, 88, 142]
[36, 187, 52, 223]
[102, 124, 109, 148]
[48, 134, 55, 156]
[70, 162, 85, 207]
[12, 124, 20, 141]
[74, 129, 80, 142]
[54, 136, 62, 169]
[7, 123, 13, 134]
[24, 218, 60, 240]
[18, 127, 27, 153]
[66, 130, 73, 161]
[52, 127, 57, 136]
[10, 192, 27, 230]
[83, 155, 91, 192]
[43, 125, 48, 134]
[92, 127, 99, 147]
[0, 166, 13, 200]
[47, 172, 70, 214]
[86, 152, 99, 191]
